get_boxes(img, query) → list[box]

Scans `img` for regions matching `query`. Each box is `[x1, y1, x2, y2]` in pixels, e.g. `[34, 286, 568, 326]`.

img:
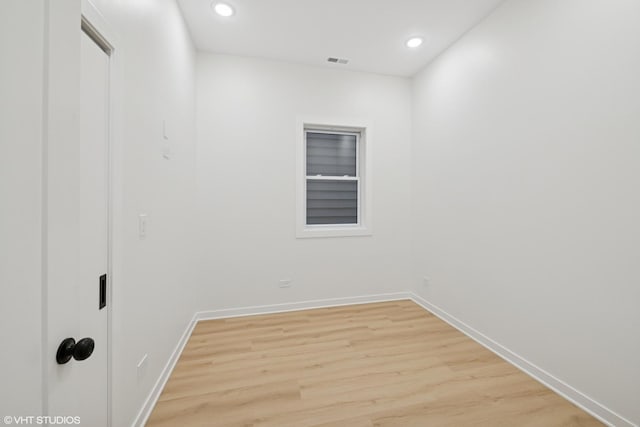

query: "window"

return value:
[296, 118, 372, 238]
[306, 130, 359, 225]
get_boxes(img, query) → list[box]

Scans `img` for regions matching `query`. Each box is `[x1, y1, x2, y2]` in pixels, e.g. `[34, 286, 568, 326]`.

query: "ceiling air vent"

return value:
[327, 57, 349, 65]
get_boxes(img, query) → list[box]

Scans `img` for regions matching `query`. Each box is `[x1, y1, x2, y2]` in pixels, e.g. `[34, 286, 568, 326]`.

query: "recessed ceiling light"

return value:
[406, 37, 424, 48]
[213, 2, 234, 17]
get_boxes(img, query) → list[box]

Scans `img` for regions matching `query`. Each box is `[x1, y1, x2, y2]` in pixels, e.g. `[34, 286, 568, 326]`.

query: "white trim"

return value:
[196, 292, 410, 321]
[408, 293, 637, 427]
[131, 313, 199, 427]
[306, 176, 358, 181]
[81, 1, 118, 49]
[79, 3, 121, 426]
[296, 116, 373, 238]
[41, 0, 51, 416]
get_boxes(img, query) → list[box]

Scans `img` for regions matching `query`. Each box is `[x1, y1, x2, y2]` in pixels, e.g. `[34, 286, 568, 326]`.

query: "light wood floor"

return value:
[146, 300, 602, 427]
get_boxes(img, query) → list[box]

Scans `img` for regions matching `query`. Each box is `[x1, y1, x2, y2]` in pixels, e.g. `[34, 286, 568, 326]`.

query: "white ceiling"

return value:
[178, 0, 504, 77]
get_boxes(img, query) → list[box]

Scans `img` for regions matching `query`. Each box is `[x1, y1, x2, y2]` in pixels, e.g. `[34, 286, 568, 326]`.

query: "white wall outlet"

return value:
[137, 353, 148, 382]
[279, 279, 292, 288]
[138, 214, 148, 239]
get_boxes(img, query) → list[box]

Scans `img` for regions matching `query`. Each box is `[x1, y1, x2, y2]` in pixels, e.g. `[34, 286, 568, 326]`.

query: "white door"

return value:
[48, 28, 110, 427]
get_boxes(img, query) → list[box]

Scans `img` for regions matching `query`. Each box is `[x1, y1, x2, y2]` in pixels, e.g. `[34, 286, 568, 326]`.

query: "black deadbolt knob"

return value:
[56, 337, 95, 364]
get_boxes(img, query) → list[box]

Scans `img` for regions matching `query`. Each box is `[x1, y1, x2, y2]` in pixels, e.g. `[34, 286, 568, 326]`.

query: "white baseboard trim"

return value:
[409, 292, 637, 427]
[131, 313, 199, 427]
[196, 292, 411, 321]
[131, 292, 410, 426]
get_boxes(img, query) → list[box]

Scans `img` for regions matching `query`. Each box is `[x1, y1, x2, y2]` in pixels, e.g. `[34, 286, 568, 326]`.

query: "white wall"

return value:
[0, 0, 45, 416]
[411, 0, 640, 424]
[85, 0, 199, 425]
[4, 1, 638, 424]
[195, 54, 412, 310]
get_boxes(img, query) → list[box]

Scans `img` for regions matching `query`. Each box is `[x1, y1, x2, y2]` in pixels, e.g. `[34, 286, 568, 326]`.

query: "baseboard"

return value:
[409, 292, 637, 427]
[131, 292, 410, 426]
[196, 292, 411, 321]
[131, 312, 199, 427]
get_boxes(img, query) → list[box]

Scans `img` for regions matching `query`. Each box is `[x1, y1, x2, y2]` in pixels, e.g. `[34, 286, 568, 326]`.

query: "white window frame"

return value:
[296, 116, 373, 238]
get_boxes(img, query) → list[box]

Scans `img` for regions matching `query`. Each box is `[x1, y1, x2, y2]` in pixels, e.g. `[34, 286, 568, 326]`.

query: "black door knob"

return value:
[56, 337, 95, 364]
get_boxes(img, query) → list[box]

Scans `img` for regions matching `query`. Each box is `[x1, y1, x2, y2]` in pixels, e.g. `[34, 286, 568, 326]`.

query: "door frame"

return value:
[80, 2, 120, 425]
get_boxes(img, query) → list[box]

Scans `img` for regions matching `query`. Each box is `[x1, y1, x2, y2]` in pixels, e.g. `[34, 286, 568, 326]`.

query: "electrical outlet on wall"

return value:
[279, 279, 292, 288]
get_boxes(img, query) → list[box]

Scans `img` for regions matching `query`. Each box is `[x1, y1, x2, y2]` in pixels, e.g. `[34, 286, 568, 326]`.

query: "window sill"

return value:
[296, 225, 372, 239]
